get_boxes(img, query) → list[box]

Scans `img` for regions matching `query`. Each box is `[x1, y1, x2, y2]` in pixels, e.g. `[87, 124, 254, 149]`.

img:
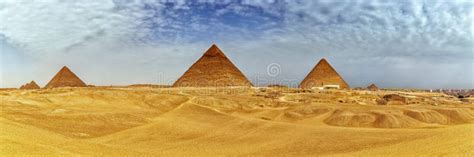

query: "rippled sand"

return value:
[1, 87, 473, 156]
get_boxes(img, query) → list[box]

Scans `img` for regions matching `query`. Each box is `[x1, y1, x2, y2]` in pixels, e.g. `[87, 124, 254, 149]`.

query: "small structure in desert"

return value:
[173, 44, 253, 87]
[267, 84, 288, 88]
[45, 66, 87, 88]
[19, 81, 40, 89]
[299, 58, 349, 89]
[382, 94, 407, 105]
[367, 84, 379, 91]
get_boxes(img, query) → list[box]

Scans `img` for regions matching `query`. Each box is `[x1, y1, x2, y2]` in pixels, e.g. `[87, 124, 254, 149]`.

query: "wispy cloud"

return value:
[0, 0, 472, 88]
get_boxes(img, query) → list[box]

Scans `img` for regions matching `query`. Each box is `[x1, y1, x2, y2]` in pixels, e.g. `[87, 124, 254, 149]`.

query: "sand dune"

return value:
[1, 87, 473, 156]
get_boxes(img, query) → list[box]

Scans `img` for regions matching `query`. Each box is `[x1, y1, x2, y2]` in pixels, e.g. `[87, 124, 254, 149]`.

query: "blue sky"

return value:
[0, 0, 473, 89]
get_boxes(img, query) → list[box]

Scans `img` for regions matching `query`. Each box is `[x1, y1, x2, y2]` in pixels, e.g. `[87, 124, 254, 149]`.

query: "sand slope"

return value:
[0, 118, 147, 156]
[1, 88, 473, 156]
[343, 124, 474, 156]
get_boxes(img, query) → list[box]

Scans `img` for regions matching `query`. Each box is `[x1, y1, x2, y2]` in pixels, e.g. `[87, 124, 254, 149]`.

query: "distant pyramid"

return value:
[45, 66, 87, 88]
[367, 84, 379, 91]
[173, 44, 253, 87]
[19, 81, 40, 89]
[299, 58, 349, 89]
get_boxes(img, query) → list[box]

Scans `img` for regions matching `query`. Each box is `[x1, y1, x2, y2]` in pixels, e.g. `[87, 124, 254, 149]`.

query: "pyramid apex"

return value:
[368, 83, 378, 87]
[59, 66, 74, 73]
[209, 44, 220, 50]
[204, 44, 224, 57]
[316, 58, 331, 67]
[319, 58, 329, 62]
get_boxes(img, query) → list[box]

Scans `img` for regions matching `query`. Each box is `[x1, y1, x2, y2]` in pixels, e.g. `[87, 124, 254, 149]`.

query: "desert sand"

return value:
[1, 87, 473, 156]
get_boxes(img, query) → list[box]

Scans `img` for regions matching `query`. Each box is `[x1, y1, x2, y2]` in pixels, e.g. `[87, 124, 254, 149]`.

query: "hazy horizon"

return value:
[1, 0, 473, 89]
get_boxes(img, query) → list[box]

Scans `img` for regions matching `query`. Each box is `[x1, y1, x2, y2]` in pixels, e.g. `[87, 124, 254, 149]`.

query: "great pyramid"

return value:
[45, 66, 87, 88]
[299, 58, 349, 89]
[19, 81, 40, 89]
[367, 83, 379, 91]
[173, 44, 253, 87]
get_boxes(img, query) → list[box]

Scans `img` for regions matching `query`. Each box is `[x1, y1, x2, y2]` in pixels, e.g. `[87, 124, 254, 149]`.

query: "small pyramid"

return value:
[173, 44, 253, 87]
[19, 81, 40, 89]
[367, 84, 379, 91]
[45, 66, 87, 88]
[299, 58, 349, 89]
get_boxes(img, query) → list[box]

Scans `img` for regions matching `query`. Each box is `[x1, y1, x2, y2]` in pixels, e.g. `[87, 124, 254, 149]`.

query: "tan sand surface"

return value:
[1, 87, 473, 156]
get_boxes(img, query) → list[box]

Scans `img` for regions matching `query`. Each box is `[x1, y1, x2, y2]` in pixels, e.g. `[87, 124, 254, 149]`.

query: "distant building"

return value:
[19, 81, 40, 89]
[367, 84, 379, 91]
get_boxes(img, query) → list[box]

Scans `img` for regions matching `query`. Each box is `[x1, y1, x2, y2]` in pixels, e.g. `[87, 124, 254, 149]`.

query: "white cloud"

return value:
[0, 0, 156, 57]
[279, 0, 472, 57]
[0, 0, 472, 88]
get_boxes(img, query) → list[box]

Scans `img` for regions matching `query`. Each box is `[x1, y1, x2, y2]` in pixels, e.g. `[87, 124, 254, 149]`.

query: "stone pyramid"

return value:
[19, 81, 40, 89]
[367, 84, 379, 91]
[173, 44, 253, 87]
[299, 58, 349, 89]
[45, 66, 87, 88]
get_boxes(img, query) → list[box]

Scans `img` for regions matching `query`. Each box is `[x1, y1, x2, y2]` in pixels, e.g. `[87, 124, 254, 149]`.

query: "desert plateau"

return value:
[1, 87, 473, 156]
